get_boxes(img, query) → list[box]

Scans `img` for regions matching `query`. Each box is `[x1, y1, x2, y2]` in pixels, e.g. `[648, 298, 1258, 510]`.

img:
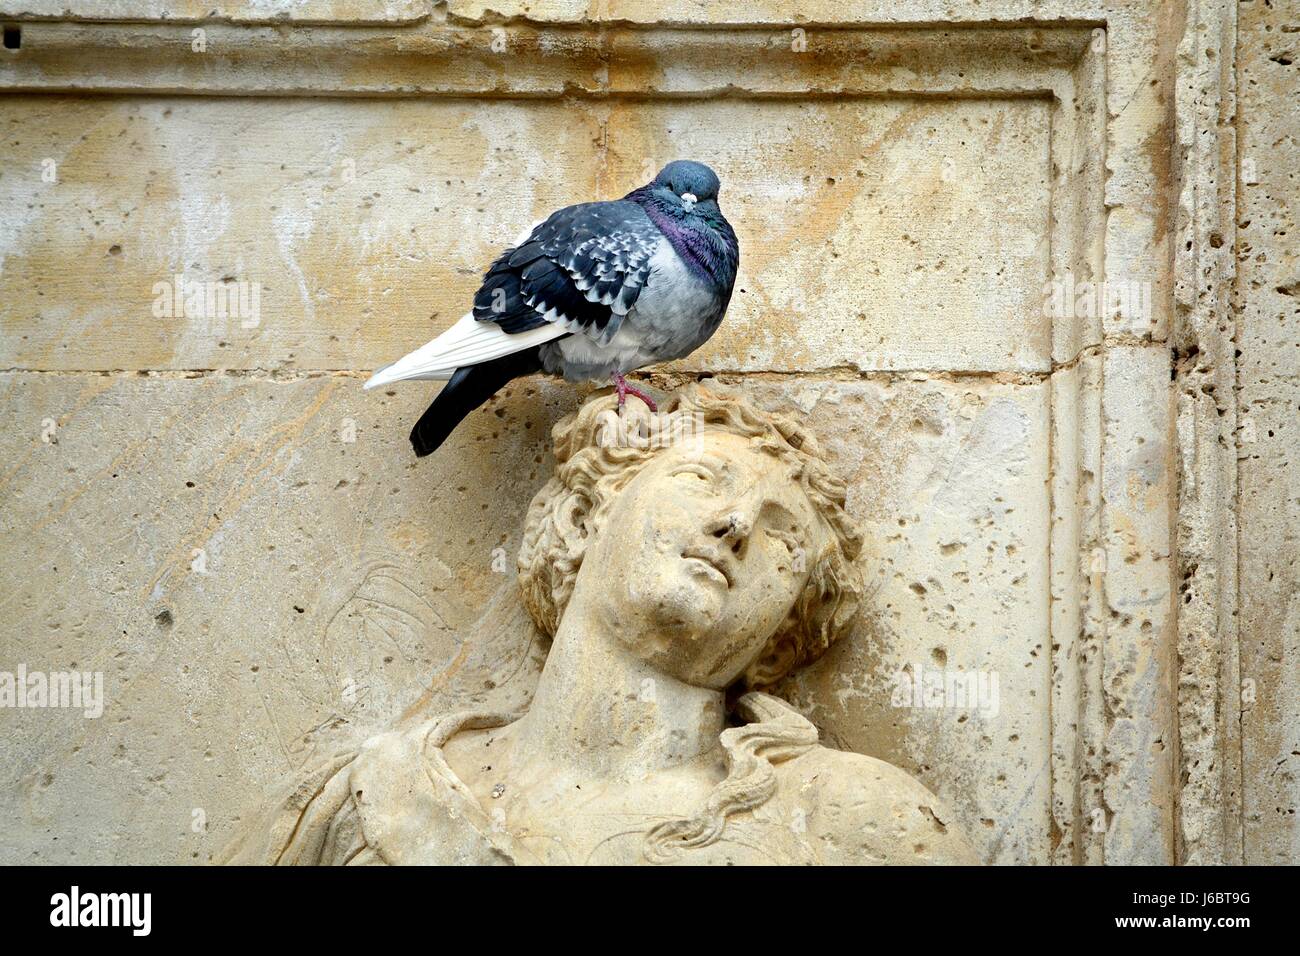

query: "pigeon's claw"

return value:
[613, 373, 658, 413]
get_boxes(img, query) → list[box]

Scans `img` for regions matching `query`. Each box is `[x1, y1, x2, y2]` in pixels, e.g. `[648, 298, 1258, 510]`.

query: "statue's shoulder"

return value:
[217, 744, 366, 866]
[775, 745, 982, 865]
[220, 711, 522, 866]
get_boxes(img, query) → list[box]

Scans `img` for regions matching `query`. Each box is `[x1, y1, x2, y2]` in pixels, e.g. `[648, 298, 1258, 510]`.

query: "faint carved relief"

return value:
[222, 385, 979, 865]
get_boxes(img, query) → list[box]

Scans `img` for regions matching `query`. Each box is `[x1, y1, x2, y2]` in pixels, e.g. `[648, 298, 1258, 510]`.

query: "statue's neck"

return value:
[510, 596, 726, 781]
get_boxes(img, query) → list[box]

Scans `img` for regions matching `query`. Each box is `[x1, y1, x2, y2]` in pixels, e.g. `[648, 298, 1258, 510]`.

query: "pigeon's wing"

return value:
[474, 200, 661, 347]
[363, 201, 660, 391]
[363, 311, 565, 389]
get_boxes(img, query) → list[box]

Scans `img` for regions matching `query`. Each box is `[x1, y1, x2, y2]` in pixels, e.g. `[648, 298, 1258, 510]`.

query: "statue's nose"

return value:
[706, 497, 757, 556]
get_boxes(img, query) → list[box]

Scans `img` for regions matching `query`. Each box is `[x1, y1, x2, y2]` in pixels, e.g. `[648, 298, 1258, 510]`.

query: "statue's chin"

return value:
[640, 576, 724, 637]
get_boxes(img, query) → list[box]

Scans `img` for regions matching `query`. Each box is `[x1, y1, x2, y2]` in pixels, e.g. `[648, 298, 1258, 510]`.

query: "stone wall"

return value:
[1235, 0, 1299, 866]
[0, 0, 1292, 864]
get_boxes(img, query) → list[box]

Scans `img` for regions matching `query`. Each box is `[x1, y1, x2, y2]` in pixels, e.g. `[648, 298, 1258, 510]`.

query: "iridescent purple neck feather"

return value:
[626, 186, 739, 298]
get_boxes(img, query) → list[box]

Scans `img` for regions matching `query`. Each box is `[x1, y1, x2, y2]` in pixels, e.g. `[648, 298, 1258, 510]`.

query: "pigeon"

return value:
[363, 160, 740, 457]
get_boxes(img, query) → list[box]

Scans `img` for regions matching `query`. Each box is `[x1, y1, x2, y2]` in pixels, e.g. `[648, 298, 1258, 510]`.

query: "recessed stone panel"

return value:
[1, 95, 1051, 376]
[733, 377, 1053, 865]
[0, 96, 601, 373]
[0, 370, 577, 862]
[605, 98, 1053, 374]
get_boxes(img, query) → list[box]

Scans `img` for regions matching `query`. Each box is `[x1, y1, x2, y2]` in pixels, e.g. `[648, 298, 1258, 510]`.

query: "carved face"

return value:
[578, 430, 821, 690]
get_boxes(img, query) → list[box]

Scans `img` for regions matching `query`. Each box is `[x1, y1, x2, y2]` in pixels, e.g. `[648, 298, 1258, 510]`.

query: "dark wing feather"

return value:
[472, 200, 660, 345]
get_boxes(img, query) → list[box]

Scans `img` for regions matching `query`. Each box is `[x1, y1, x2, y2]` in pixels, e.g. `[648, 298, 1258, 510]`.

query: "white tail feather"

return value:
[363, 313, 567, 390]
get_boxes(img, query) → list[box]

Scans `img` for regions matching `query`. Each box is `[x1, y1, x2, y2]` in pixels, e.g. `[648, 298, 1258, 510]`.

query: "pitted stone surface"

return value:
[0, 0, 1280, 865]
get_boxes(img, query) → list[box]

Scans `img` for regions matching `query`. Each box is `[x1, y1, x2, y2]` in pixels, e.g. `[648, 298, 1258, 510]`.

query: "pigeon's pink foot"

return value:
[613, 373, 658, 412]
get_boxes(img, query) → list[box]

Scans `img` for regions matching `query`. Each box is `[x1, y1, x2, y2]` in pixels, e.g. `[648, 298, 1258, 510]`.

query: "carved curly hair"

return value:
[516, 383, 863, 690]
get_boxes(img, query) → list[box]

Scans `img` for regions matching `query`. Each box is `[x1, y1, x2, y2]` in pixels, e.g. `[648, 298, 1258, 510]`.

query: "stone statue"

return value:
[221, 385, 980, 865]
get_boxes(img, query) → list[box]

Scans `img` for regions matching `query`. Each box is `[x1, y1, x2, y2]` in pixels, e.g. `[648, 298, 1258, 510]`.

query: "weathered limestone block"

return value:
[0, 96, 601, 372]
[726, 377, 1052, 864]
[1, 0, 1271, 867]
[604, 98, 1052, 374]
[1100, 344, 1175, 864]
[1, 94, 1050, 375]
[1236, 0, 1300, 866]
[0, 0, 427, 22]
[0, 370, 578, 862]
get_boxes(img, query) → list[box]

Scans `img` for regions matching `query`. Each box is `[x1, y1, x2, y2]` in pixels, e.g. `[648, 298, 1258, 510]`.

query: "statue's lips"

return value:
[681, 548, 732, 588]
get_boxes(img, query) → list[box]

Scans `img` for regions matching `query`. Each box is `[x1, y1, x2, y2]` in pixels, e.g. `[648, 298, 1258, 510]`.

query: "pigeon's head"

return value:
[648, 160, 722, 214]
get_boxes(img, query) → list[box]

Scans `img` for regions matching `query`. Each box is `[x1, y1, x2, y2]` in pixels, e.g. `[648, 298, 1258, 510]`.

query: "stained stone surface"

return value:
[0, 0, 1287, 864]
[0, 0, 428, 21]
[0, 95, 1049, 374]
[603, 98, 1054, 374]
[1236, 0, 1300, 866]
[0, 96, 602, 372]
[743, 378, 1054, 865]
[0, 372, 577, 862]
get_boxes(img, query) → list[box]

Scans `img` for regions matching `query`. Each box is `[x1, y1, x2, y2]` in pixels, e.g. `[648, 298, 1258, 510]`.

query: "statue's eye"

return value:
[767, 530, 792, 550]
[671, 464, 714, 484]
[765, 528, 805, 559]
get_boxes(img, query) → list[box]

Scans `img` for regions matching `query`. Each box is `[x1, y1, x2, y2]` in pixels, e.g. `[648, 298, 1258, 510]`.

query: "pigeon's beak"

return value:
[680, 192, 698, 210]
